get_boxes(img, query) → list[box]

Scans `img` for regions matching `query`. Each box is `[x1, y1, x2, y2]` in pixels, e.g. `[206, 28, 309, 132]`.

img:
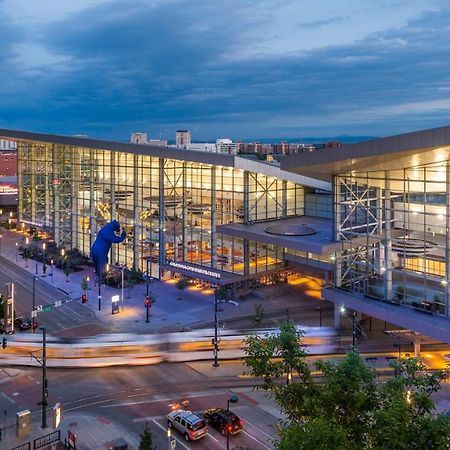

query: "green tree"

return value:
[243, 326, 450, 450]
[81, 276, 89, 293]
[63, 261, 75, 282]
[176, 277, 188, 299]
[253, 303, 265, 324]
[138, 423, 155, 450]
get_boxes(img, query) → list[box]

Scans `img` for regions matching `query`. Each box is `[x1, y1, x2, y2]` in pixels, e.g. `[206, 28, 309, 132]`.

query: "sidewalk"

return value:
[0, 227, 334, 338]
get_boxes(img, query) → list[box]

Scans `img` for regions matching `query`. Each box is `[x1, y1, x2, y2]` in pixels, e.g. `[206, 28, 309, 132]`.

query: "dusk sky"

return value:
[1, 0, 450, 141]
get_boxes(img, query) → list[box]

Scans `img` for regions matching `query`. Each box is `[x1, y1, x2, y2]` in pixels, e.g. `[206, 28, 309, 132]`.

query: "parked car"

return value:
[167, 410, 208, 442]
[14, 316, 32, 330]
[203, 408, 243, 436]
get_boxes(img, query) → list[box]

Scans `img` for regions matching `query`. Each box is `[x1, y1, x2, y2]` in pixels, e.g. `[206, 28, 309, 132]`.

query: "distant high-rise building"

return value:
[216, 138, 237, 154]
[131, 132, 148, 144]
[176, 130, 191, 148]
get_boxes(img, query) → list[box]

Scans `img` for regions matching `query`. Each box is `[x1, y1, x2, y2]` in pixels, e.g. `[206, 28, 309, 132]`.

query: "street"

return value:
[0, 254, 105, 334]
[0, 363, 279, 449]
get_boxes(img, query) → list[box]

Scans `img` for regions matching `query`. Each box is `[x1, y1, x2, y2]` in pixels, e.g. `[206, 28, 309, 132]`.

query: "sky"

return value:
[1, 0, 450, 142]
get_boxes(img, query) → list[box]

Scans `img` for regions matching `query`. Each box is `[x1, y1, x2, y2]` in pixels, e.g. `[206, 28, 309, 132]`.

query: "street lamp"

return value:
[50, 259, 54, 283]
[25, 237, 29, 268]
[42, 243, 47, 275]
[86, 276, 90, 290]
[0, 234, 3, 255]
[226, 394, 239, 450]
[15, 242, 18, 262]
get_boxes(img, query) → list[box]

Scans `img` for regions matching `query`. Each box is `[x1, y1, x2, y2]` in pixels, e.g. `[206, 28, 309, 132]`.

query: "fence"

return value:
[10, 430, 61, 450]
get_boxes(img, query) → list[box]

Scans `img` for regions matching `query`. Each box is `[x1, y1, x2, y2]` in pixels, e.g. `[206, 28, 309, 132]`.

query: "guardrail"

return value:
[10, 430, 60, 450]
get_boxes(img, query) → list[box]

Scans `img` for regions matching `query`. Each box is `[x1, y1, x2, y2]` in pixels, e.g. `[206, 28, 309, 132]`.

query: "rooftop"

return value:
[281, 124, 450, 180]
[217, 216, 338, 255]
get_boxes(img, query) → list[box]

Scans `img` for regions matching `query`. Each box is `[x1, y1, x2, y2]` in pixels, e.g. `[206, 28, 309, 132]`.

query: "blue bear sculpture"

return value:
[91, 220, 126, 275]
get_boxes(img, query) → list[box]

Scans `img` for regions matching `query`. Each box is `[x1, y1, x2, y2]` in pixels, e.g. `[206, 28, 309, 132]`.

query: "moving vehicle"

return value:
[204, 408, 243, 435]
[14, 316, 32, 331]
[167, 410, 208, 441]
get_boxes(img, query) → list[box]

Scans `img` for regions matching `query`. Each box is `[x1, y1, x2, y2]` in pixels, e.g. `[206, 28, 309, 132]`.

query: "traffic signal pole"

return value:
[41, 326, 48, 429]
[213, 288, 219, 367]
[31, 327, 48, 429]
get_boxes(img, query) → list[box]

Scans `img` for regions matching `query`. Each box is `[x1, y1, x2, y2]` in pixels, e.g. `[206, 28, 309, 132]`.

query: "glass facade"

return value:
[334, 163, 450, 317]
[18, 140, 304, 280]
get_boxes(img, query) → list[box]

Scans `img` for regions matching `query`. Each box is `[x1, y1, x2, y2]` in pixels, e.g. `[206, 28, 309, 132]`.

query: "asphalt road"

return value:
[0, 255, 103, 334]
[0, 363, 277, 449]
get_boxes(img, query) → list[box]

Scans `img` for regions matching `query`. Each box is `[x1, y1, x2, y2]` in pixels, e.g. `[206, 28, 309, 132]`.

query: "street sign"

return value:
[55, 301, 62, 307]
[31, 310, 37, 318]
[53, 403, 61, 428]
[42, 305, 54, 312]
[36, 305, 43, 312]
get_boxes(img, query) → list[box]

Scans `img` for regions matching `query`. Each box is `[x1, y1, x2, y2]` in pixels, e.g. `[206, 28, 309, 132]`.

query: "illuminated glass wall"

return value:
[334, 163, 450, 317]
[18, 141, 304, 279]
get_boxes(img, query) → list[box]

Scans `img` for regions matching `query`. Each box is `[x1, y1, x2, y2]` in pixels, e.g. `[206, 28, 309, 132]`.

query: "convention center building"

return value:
[2, 125, 450, 342]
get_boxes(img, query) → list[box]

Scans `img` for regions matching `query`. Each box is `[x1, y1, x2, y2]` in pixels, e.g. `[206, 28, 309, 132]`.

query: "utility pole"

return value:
[32, 276, 36, 333]
[212, 288, 219, 367]
[352, 311, 356, 348]
[31, 327, 48, 429]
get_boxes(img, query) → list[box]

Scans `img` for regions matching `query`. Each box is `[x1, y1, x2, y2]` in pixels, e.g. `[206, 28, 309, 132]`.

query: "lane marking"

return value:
[242, 430, 273, 450]
[101, 390, 220, 408]
[151, 419, 191, 450]
[1, 392, 16, 404]
[243, 417, 276, 440]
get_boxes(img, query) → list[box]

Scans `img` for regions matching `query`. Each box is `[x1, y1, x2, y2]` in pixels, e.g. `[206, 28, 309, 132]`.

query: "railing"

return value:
[34, 430, 60, 449]
[9, 430, 61, 450]
[10, 443, 31, 450]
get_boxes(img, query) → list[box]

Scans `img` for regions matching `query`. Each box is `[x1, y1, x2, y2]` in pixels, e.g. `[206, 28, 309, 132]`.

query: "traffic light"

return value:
[2, 337, 7, 349]
[81, 293, 87, 303]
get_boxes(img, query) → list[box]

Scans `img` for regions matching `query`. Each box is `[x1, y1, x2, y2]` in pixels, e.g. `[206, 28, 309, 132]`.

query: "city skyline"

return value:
[1, 0, 450, 141]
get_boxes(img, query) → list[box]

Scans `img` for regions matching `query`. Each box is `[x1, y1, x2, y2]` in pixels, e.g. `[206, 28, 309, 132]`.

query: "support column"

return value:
[332, 176, 342, 288]
[110, 152, 117, 264]
[281, 180, 287, 217]
[414, 341, 421, 358]
[181, 163, 186, 261]
[89, 150, 96, 250]
[384, 171, 393, 300]
[133, 154, 139, 268]
[446, 163, 450, 316]
[211, 166, 217, 268]
[51, 144, 60, 245]
[158, 158, 165, 278]
[243, 171, 249, 224]
[334, 304, 342, 329]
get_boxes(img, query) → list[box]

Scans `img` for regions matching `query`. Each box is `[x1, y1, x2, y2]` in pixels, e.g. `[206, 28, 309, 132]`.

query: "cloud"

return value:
[1, 0, 450, 140]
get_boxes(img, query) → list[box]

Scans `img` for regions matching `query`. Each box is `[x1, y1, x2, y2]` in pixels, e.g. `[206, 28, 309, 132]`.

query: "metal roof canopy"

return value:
[0, 128, 328, 190]
[281, 124, 450, 181]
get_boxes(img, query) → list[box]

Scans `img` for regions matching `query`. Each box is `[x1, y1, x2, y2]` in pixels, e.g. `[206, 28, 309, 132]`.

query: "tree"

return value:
[63, 261, 75, 282]
[243, 326, 450, 450]
[81, 276, 89, 293]
[176, 277, 188, 299]
[254, 303, 265, 323]
[138, 423, 155, 450]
